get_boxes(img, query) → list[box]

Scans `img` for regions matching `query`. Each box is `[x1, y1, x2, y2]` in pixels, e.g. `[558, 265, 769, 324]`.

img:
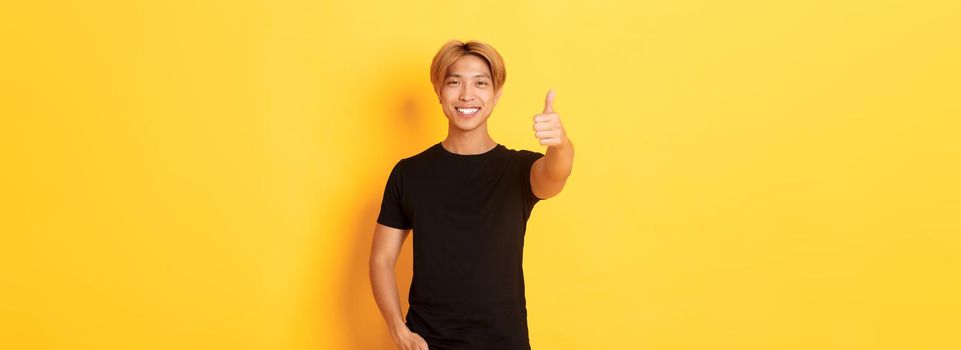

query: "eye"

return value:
[446, 80, 459, 86]
[477, 81, 489, 87]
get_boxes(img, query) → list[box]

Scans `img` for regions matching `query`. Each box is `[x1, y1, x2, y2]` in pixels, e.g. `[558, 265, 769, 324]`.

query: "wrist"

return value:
[389, 320, 410, 336]
[549, 136, 572, 152]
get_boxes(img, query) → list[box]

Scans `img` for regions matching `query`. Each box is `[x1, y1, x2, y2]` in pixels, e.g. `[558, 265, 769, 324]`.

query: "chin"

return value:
[451, 122, 479, 132]
[445, 114, 483, 129]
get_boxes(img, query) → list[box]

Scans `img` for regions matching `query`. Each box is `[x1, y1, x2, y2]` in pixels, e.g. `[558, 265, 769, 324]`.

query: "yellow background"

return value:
[2, 0, 959, 349]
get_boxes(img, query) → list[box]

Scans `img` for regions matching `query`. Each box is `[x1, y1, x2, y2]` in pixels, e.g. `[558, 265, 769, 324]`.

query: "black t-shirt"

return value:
[377, 142, 545, 350]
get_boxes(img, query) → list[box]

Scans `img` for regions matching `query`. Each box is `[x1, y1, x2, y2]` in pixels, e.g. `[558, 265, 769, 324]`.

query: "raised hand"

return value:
[533, 89, 568, 147]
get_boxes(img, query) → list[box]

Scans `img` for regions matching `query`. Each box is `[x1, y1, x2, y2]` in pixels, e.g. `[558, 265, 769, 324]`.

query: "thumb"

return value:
[543, 89, 555, 113]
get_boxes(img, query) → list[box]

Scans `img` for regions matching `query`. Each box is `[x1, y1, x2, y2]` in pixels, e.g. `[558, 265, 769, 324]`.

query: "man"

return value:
[369, 40, 574, 350]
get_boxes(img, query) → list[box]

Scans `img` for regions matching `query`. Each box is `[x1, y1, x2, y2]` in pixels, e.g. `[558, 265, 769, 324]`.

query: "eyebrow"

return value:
[445, 73, 491, 79]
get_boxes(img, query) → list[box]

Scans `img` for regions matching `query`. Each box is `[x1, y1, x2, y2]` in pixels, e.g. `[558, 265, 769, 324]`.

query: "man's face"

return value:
[439, 54, 502, 131]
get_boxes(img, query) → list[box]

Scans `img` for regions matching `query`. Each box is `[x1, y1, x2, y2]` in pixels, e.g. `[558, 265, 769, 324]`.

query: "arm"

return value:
[531, 89, 574, 200]
[369, 223, 428, 350]
[531, 138, 574, 200]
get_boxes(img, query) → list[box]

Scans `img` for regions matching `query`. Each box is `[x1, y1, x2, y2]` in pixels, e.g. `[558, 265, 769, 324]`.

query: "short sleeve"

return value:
[376, 160, 412, 230]
[518, 150, 546, 211]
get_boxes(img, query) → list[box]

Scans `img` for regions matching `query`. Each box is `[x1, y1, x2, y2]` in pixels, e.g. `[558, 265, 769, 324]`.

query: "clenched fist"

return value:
[533, 89, 568, 147]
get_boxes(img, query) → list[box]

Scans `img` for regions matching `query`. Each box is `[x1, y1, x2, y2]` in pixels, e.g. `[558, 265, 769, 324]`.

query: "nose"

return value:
[458, 86, 475, 101]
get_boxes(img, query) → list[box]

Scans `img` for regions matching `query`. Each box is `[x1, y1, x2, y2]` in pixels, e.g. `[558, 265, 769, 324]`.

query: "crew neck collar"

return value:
[436, 142, 503, 157]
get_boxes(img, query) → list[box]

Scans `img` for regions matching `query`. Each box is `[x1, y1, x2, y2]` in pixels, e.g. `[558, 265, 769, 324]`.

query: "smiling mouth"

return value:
[456, 107, 480, 116]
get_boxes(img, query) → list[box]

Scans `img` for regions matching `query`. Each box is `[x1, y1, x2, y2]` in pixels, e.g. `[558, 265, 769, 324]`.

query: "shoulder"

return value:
[397, 145, 437, 169]
[503, 145, 544, 163]
[389, 143, 441, 174]
[408, 142, 440, 160]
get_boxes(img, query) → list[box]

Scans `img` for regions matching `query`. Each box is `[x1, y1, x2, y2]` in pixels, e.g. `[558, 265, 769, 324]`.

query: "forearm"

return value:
[543, 137, 574, 180]
[369, 259, 408, 336]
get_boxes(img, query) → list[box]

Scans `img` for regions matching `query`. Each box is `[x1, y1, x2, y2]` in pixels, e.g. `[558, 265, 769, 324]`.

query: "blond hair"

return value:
[429, 40, 506, 96]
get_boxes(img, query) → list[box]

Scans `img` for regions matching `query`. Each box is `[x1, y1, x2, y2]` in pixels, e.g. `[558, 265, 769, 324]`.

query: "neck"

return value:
[442, 123, 497, 155]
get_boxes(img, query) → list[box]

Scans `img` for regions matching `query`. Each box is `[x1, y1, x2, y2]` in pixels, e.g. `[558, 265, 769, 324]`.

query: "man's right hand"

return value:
[392, 327, 429, 350]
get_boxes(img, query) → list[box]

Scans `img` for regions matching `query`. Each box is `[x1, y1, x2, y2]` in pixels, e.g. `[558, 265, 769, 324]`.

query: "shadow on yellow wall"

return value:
[335, 58, 435, 348]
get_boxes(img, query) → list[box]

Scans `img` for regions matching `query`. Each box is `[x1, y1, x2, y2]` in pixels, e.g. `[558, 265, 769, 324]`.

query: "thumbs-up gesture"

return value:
[533, 89, 568, 147]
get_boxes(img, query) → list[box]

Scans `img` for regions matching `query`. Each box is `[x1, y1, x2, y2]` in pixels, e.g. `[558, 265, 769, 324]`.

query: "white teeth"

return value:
[457, 107, 479, 115]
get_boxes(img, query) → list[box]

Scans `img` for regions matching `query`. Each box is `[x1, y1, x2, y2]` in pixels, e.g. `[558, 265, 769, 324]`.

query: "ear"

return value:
[493, 88, 503, 106]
